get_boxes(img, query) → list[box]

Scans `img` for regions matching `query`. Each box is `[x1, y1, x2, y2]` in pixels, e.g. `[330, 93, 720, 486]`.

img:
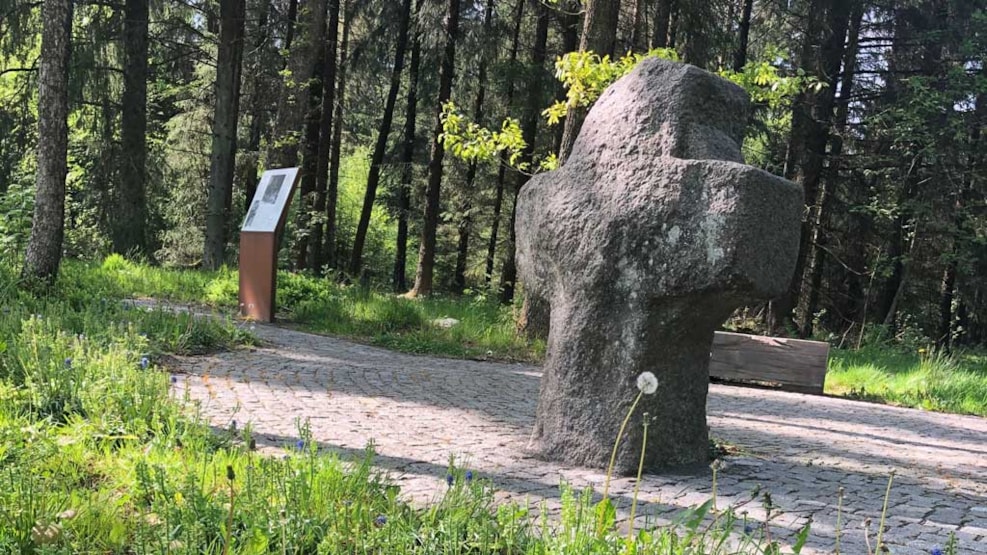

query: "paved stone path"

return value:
[172, 322, 987, 554]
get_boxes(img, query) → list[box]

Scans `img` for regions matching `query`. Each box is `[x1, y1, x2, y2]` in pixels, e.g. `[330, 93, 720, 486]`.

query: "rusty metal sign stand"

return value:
[238, 167, 300, 322]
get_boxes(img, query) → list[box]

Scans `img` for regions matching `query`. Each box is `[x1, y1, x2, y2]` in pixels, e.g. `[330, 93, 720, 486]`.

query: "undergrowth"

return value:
[0, 257, 967, 553]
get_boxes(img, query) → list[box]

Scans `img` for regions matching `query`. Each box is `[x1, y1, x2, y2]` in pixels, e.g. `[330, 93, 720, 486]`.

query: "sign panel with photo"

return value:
[241, 167, 300, 232]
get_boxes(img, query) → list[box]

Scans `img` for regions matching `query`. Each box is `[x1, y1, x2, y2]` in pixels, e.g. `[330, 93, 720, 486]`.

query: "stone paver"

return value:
[172, 322, 987, 554]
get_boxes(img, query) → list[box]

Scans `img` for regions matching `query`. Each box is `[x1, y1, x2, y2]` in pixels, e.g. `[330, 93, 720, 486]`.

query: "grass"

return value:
[67, 255, 544, 362]
[63, 256, 987, 417]
[6, 255, 858, 554]
[825, 346, 987, 416]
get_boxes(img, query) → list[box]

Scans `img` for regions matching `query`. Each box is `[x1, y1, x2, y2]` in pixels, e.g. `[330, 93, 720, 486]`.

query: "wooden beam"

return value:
[709, 331, 830, 394]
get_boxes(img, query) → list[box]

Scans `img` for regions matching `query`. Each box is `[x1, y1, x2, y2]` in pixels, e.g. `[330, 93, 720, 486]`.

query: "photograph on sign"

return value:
[241, 168, 298, 232]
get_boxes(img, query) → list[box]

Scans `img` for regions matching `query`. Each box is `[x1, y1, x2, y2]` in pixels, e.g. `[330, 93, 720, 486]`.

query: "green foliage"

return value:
[441, 103, 526, 166]
[718, 62, 812, 113]
[543, 48, 680, 125]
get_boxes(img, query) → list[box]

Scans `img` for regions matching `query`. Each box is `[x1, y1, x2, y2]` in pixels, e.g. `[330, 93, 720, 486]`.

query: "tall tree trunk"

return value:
[266, 0, 328, 169]
[22, 0, 73, 285]
[486, 0, 525, 284]
[324, 1, 352, 270]
[793, 0, 854, 338]
[349, 0, 414, 278]
[115, 0, 150, 258]
[732, 0, 753, 71]
[203, 0, 247, 271]
[629, 0, 649, 52]
[500, 0, 549, 304]
[651, 0, 671, 48]
[394, 0, 424, 291]
[408, 0, 461, 297]
[294, 36, 327, 271]
[241, 0, 273, 214]
[770, 0, 850, 335]
[308, 0, 341, 272]
[678, 1, 712, 68]
[800, 0, 863, 338]
[452, 0, 495, 294]
[937, 256, 958, 352]
[557, 0, 620, 163]
[552, 0, 581, 154]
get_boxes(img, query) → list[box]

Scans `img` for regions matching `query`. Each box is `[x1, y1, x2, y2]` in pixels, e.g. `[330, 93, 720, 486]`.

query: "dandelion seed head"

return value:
[636, 372, 658, 395]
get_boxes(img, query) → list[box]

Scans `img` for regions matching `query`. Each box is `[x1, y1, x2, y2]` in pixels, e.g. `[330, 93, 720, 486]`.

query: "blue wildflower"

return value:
[931, 548, 944, 555]
[296, 439, 306, 451]
[374, 515, 387, 527]
[140, 356, 150, 369]
[465, 470, 473, 483]
[171, 375, 178, 384]
[64, 358, 72, 368]
[446, 474, 454, 487]
[744, 523, 755, 535]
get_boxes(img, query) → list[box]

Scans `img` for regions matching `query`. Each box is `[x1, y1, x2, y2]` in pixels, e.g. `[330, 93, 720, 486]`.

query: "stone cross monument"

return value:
[516, 58, 802, 472]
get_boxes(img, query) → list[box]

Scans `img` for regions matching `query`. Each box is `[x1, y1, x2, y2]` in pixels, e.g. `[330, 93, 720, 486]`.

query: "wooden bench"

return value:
[709, 331, 830, 394]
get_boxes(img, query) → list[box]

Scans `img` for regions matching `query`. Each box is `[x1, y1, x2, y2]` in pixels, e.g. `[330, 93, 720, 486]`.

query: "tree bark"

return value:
[308, 0, 341, 272]
[115, 0, 150, 258]
[203, 0, 247, 271]
[266, 0, 328, 169]
[349, 0, 414, 278]
[732, 0, 753, 72]
[294, 37, 326, 270]
[485, 0, 526, 285]
[500, 0, 549, 304]
[629, 0, 649, 52]
[557, 0, 620, 163]
[324, 1, 352, 270]
[452, 0, 495, 294]
[771, 0, 851, 335]
[241, 0, 273, 214]
[408, 0, 461, 297]
[394, 0, 424, 291]
[22, 0, 73, 285]
[651, 0, 671, 48]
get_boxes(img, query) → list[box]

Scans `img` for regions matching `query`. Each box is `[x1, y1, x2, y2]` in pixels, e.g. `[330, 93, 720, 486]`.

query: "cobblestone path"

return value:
[172, 322, 987, 555]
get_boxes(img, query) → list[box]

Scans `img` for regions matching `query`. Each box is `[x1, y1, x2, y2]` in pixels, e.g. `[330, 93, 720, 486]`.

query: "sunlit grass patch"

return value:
[826, 346, 987, 416]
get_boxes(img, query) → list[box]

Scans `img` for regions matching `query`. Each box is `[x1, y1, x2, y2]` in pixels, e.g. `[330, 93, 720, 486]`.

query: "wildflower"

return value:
[171, 375, 178, 384]
[295, 439, 306, 451]
[931, 548, 943, 555]
[744, 523, 755, 535]
[636, 372, 658, 395]
[446, 473, 455, 487]
[64, 358, 72, 368]
[465, 470, 473, 483]
[374, 514, 387, 527]
[140, 356, 150, 369]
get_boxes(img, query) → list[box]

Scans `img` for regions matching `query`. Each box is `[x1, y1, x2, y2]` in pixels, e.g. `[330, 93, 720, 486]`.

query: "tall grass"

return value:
[0, 257, 856, 554]
[826, 345, 987, 416]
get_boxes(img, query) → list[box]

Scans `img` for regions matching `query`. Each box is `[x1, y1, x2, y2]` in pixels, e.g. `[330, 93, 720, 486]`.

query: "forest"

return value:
[1, 0, 986, 350]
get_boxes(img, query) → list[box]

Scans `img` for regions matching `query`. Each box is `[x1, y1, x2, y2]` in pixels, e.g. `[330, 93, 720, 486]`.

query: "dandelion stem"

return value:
[627, 414, 649, 544]
[875, 470, 895, 553]
[835, 486, 844, 555]
[604, 391, 643, 499]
